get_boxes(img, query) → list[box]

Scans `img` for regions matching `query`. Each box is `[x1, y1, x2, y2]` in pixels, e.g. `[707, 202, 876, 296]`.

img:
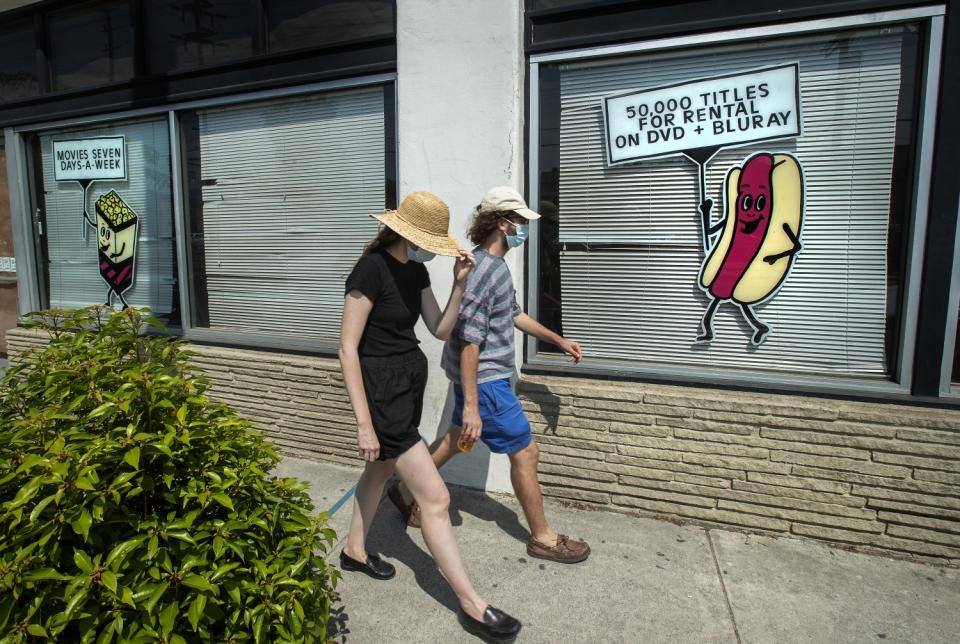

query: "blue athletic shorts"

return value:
[451, 378, 532, 454]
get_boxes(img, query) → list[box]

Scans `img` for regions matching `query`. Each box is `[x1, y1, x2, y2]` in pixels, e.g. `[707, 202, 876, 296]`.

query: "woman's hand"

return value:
[453, 248, 476, 287]
[357, 422, 381, 462]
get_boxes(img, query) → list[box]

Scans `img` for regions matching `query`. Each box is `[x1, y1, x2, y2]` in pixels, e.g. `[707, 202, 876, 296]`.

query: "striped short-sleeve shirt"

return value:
[442, 249, 521, 384]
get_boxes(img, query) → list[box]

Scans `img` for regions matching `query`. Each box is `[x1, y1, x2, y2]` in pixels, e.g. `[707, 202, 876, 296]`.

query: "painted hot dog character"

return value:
[696, 152, 804, 345]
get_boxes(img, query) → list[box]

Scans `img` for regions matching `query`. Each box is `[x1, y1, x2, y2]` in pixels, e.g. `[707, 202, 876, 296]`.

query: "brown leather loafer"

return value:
[527, 534, 591, 564]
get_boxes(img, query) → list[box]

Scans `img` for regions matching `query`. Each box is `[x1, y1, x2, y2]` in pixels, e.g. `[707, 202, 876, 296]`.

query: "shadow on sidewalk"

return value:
[448, 485, 529, 545]
[326, 485, 530, 641]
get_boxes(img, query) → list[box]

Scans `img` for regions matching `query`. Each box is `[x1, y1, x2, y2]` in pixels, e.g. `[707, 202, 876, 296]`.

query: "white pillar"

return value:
[397, 0, 525, 492]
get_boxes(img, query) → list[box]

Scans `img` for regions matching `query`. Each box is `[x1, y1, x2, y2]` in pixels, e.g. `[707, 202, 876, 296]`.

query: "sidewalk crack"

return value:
[707, 529, 742, 644]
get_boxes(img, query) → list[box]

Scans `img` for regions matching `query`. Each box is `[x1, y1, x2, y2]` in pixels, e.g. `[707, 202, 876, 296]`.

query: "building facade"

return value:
[2, 0, 959, 562]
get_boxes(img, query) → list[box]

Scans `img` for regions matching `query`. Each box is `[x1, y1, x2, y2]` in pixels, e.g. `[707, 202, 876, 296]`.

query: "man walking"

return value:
[390, 186, 590, 564]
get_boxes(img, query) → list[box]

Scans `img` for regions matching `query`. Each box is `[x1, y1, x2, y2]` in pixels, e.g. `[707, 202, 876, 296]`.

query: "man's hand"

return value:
[461, 404, 483, 444]
[558, 338, 582, 363]
[357, 421, 380, 462]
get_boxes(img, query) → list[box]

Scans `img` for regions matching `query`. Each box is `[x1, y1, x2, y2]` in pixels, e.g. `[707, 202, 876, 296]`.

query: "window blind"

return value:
[193, 85, 385, 341]
[556, 26, 907, 377]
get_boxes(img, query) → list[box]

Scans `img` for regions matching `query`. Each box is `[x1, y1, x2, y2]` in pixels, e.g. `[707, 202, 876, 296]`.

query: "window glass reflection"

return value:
[146, 0, 252, 73]
[265, 0, 393, 53]
[47, 0, 133, 92]
[0, 19, 39, 102]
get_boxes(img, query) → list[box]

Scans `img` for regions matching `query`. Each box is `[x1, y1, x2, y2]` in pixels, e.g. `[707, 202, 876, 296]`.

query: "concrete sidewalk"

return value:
[275, 457, 960, 644]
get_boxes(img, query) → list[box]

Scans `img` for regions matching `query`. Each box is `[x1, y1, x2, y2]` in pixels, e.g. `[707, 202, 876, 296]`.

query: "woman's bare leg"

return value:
[343, 459, 395, 561]
[394, 442, 488, 620]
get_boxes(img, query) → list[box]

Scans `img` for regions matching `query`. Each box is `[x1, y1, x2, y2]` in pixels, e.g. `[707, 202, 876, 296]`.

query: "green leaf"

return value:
[143, 582, 169, 614]
[27, 624, 48, 637]
[74, 549, 94, 574]
[211, 493, 234, 511]
[29, 495, 56, 522]
[209, 562, 241, 582]
[187, 593, 207, 631]
[147, 535, 159, 560]
[64, 587, 89, 621]
[176, 405, 188, 424]
[120, 587, 136, 608]
[226, 583, 242, 606]
[105, 535, 147, 569]
[23, 567, 69, 582]
[123, 447, 140, 469]
[159, 601, 179, 637]
[100, 570, 118, 593]
[181, 575, 215, 593]
[88, 402, 116, 418]
[71, 509, 93, 540]
[165, 530, 195, 545]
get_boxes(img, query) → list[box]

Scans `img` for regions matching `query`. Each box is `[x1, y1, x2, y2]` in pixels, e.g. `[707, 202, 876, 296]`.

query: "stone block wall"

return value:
[8, 328, 960, 563]
[518, 375, 960, 564]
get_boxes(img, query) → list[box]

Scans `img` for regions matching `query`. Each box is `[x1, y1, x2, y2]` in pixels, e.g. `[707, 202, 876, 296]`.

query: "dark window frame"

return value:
[524, 9, 952, 404]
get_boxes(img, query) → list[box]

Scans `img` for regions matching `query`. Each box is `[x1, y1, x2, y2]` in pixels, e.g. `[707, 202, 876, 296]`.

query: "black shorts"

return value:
[359, 348, 428, 460]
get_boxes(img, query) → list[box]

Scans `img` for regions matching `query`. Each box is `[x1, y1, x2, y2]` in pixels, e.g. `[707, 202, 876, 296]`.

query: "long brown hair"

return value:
[362, 225, 401, 257]
[467, 208, 513, 245]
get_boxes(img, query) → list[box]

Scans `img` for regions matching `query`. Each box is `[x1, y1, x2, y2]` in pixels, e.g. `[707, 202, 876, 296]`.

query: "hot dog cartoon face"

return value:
[697, 152, 804, 345]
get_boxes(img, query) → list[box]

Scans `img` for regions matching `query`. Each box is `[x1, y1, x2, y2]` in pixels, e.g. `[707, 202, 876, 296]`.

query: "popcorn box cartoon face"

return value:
[95, 190, 138, 265]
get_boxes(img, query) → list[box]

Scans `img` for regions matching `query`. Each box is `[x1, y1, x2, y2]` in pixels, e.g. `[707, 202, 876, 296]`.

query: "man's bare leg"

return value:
[507, 440, 558, 546]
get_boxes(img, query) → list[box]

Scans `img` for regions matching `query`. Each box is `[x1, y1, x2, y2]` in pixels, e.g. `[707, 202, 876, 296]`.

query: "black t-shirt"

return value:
[345, 249, 431, 357]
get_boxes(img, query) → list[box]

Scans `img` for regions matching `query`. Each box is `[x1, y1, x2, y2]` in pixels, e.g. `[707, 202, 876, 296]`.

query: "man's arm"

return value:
[460, 342, 482, 443]
[513, 312, 582, 363]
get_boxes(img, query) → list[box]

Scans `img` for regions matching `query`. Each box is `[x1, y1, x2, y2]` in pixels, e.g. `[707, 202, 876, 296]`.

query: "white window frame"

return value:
[525, 7, 945, 397]
[4, 72, 397, 354]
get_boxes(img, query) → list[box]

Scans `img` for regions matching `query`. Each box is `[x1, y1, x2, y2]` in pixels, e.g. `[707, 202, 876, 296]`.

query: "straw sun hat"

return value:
[371, 191, 461, 257]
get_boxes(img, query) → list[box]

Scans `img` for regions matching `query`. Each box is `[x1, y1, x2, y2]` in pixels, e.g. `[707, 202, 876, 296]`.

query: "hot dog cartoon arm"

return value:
[762, 222, 802, 265]
[700, 199, 726, 253]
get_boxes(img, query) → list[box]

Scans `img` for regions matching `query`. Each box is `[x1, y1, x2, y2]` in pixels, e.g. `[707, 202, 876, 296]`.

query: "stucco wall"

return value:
[396, 0, 525, 492]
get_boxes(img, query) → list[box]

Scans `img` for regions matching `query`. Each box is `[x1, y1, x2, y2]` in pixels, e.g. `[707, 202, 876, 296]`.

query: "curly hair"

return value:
[467, 208, 516, 245]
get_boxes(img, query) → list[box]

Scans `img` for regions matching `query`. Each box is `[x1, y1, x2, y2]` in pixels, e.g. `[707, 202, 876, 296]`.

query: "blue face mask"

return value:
[505, 222, 529, 248]
[407, 243, 436, 263]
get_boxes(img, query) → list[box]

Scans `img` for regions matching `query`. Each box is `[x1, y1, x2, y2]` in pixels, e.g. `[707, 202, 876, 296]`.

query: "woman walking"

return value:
[338, 191, 521, 641]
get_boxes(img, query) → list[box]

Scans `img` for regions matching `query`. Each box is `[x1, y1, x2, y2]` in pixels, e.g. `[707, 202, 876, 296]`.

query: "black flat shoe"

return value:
[458, 606, 522, 642]
[339, 550, 396, 580]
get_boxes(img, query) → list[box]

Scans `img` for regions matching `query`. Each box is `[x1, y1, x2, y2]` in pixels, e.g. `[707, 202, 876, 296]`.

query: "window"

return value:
[0, 18, 38, 102]
[535, 23, 924, 381]
[180, 84, 389, 342]
[28, 118, 178, 323]
[265, 0, 394, 53]
[47, 0, 133, 92]
[145, 0, 253, 74]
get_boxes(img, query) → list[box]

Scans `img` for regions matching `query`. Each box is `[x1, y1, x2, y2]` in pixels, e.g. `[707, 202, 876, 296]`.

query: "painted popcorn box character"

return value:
[95, 190, 138, 307]
[697, 152, 804, 345]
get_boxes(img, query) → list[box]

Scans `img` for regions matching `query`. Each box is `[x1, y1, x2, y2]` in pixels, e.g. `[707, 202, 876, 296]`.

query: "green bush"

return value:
[0, 307, 338, 643]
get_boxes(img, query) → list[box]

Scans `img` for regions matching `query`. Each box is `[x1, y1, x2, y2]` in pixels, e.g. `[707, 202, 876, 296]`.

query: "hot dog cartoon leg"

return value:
[696, 298, 721, 343]
[740, 303, 770, 345]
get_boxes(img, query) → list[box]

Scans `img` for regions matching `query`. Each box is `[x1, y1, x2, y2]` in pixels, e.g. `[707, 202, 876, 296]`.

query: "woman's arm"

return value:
[420, 250, 475, 340]
[338, 291, 380, 462]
